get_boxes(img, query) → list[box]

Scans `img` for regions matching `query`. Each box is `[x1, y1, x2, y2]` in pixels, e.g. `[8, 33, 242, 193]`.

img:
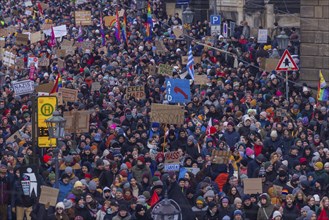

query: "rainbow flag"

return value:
[146, 1, 153, 37]
[122, 13, 127, 44]
[115, 6, 121, 42]
[50, 73, 62, 94]
[317, 70, 329, 101]
[100, 12, 105, 46]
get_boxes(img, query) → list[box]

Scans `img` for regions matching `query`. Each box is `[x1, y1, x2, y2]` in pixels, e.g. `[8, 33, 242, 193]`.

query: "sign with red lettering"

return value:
[164, 151, 180, 171]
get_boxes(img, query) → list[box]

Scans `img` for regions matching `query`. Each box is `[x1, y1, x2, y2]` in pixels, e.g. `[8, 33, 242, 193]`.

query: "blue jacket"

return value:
[223, 130, 240, 148]
[57, 181, 72, 202]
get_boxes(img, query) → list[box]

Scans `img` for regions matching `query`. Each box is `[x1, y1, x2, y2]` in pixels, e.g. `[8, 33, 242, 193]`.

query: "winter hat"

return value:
[208, 201, 216, 209]
[135, 204, 146, 213]
[143, 191, 151, 200]
[116, 188, 123, 193]
[119, 170, 128, 178]
[119, 204, 128, 212]
[196, 196, 205, 205]
[65, 167, 73, 174]
[234, 197, 242, 204]
[227, 121, 235, 127]
[301, 206, 310, 212]
[153, 180, 163, 189]
[187, 135, 195, 142]
[96, 159, 104, 167]
[242, 195, 251, 202]
[279, 170, 287, 177]
[204, 190, 215, 198]
[88, 180, 97, 191]
[222, 197, 229, 203]
[260, 111, 267, 118]
[233, 209, 242, 216]
[43, 155, 52, 163]
[74, 181, 83, 188]
[120, 163, 128, 170]
[61, 173, 70, 180]
[48, 172, 55, 181]
[272, 211, 282, 218]
[325, 162, 329, 168]
[63, 199, 73, 209]
[123, 182, 130, 189]
[80, 179, 88, 187]
[137, 195, 146, 205]
[315, 162, 323, 169]
[137, 156, 145, 163]
[299, 157, 307, 165]
[264, 161, 272, 170]
[270, 130, 278, 138]
[222, 216, 231, 220]
[56, 202, 65, 209]
[313, 194, 320, 202]
[245, 147, 254, 156]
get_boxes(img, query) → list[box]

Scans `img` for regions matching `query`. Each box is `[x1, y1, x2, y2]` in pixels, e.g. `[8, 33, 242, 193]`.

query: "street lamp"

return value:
[182, 6, 194, 25]
[276, 30, 290, 50]
[45, 111, 66, 188]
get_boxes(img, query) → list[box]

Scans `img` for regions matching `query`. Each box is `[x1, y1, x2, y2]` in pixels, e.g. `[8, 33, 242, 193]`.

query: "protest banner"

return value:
[12, 80, 34, 96]
[243, 178, 263, 194]
[43, 25, 67, 38]
[39, 186, 59, 207]
[158, 64, 172, 76]
[211, 149, 231, 164]
[150, 104, 185, 125]
[126, 86, 146, 99]
[58, 88, 78, 102]
[164, 151, 180, 172]
[75, 11, 92, 26]
[15, 33, 29, 45]
[166, 79, 191, 103]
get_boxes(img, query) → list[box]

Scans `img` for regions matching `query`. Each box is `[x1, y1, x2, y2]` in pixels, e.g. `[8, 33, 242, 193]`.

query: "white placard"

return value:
[43, 25, 68, 38]
[12, 80, 34, 96]
[258, 29, 268, 44]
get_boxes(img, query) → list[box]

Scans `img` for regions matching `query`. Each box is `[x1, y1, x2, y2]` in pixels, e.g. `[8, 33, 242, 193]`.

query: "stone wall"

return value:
[300, 0, 329, 83]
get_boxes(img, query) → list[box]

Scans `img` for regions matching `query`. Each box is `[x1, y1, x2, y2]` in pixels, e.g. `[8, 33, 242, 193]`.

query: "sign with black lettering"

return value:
[126, 86, 145, 99]
[150, 104, 184, 125]
[12, 80, 34, 96]
[164, 151, 180, 172]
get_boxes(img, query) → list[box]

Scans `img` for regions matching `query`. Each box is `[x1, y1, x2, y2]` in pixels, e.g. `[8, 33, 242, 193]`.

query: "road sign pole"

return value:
[286, 71, 288, 101]
[31, 93, 38, 166]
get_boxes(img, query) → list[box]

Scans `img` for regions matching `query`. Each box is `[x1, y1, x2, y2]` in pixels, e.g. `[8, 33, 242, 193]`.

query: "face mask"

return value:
[79, 204, 85, 208]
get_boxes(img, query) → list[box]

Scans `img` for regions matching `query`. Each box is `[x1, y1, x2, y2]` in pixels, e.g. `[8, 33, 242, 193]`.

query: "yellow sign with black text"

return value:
[37, 96, 57, 147]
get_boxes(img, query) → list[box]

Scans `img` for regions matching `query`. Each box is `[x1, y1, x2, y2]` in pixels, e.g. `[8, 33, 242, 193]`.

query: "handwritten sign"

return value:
[126, 86, 145, 99]
[164, 151, 180, 172]
[150, 104, 184, 125]
[30, 31, 43, 44]
[158, 64, 172, 76]
[12, 80, 34, 96]
[244, 178, 263, 194]
[3, 51, 16, 67]
[75, 11, 92, 26]
[39, 186, 59, 207]
[211, 149, 231, 164]
[58, 88, 78, 102]
[104, 16, 116, 27]
[91, 82, 101, 92]
[15, 33, 29, 45]
[38, 56, 50, 67]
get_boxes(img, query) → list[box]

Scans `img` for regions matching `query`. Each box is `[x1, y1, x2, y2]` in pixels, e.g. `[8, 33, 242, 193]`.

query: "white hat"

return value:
[313, 194, 320, 202]
[56, 202, 65, 210]
[272, 211, 282, 218]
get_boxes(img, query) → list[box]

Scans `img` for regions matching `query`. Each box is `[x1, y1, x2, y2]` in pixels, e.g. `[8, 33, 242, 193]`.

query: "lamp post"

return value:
[45, 111, 66, 188]
[0, 72, 5, 88]
[276, 30, 289, 52]
[182, 6, 194, 50]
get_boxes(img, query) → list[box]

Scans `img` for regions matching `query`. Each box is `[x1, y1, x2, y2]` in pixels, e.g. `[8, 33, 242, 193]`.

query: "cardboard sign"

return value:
[126, 86, 145, 99]
[28, 56, 38, 68]
[24, 1, 33, 7]
[76, 41, 94, 52]
[243, 178, 263, 194]
[260, 58, 280, 72]
[56, 49, 66, 58]
[12, 80, 34, 96]
[150, 104, 185, 125]
[155, 40, 166, 53]
[61, 39, 74, 48]
[173, 26, 183, 38]
[35, 82, 54, 93]
[75, 11, 92, 26]
[39, 186, 59, 207]
[30, 31, 43, 44]
[184, 167, 200, 175]
[58, 88, 78, 102]
[104, 16, 116, 27]
[158, 64, 172, 76]
[39, 2, 49, 10]
[148, 65, 157, 75]
[15, 57, 25, 69]
[0, 29, 8, 37]
[6, 130, 23, 143]
[64, 111, 90, 133]
[3, 51, 16, 67]
[15, 33, 29, 45]
[75, 0, 87, 5]
[194, 75, 208, 85]
[211, 149, 231, 164]
[164, 151, 180, 172]
[91, 82, 101, 92]
[57, 59, 65, 69]
[38, 56, 50, 67]
[65, 47, 76, 56]
[98, 46, 107, 54]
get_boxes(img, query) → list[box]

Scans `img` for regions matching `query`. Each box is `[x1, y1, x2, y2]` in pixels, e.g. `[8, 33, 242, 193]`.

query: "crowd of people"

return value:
[0, 0, 329, 220]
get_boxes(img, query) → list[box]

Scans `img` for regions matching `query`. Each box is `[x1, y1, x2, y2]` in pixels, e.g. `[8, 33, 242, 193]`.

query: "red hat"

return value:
[3, 109, 10, 116]
[21, 105, 28, 111]
[85, 173, 92, 179]
[137, 156, 145, 163]
[209, 126, 217, 135]
[125, 162, 132, 169]
[43, 155, 52, 163]
[299, 157, 307, 165]
[119, 170, 128, 177]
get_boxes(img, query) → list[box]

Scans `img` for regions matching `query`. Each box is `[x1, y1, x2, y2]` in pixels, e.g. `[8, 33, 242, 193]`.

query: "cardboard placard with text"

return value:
[30, 31, 43, 44]
[243, 178, 263, 194]
[61, 39, 74, 49]
[211, 149, 231, 164]
[64, 111, 90, 133]
[35, 82, 54, 93]
[155, 40, 166, 53]
[38, 56, 50, 67]
[15, 33, 29, 45]
[150, 104, 184, 125]
[194, 75, 208, 85]
[75, 11, 92, 26]
[57, 59, 65, 69]
[172, 25, 183, 38]
[3, 51, 16, 67]
[58, 88, 78, 102]
[15, 57, 25, 69]
[158, 64, 172, 76]
[126, 86, 145, 99]
[148, 65, 157, 75]
[53, 92, 63, 105]
[41, 24, 53, 31]
[0, 38, 5, 48]
[56, 49, 66, 58]
[39, 186, 59, 207]
[91, 82, 101, 92]
[104, 16, 116, 27]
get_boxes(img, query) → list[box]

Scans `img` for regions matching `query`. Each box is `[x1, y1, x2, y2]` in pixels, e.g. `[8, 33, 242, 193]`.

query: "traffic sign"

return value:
[37, 96, 57, 147]
[12, 80, 34, 96]
[223, 22, 228, 38]
[211, 26, 221, 35]
[210, 15, 221, 26]
[276, 50, 299, 71]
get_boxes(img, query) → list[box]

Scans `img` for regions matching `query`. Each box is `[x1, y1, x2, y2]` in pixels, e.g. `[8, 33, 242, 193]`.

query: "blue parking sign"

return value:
[166, 79, 191, 104]
[210, 15, 221, 26]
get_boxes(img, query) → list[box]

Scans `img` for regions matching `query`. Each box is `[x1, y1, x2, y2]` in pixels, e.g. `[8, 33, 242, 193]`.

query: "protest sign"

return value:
[164, 151, 180, 172]
[0, 29, 8, 37]
[57, 59, 65, 69]
[75, 11, 92, 26]
[52, 92, 63, 106]
[166, 79, 191, 103]
[24, 1, 33, 7]
[265, 58, 280, 72]
[41, 24, 53, 31]
[0, 37, 5, 48]
[30, 31, 43, 44]
[38, 56, 50, 67]
[184, 167, 200, 175]
[173, 26, 183, 38]
[25, 9, 32, 16]
[43, 25, 67, 38]
[3, 51, 16, 67]
[61, 39, 74, 48]
[76, 41, 94, 52]
[12, 80, 34, 96]
[243, 178, 263, 194]
[39, 186, 59, 207]
[258, 29, 268, 44]
[150, 104, 185, 125]
[75, 0, 87, 5]
[98, 46, 107, 54]
[126, 86, 146, 99]
[194, 75, 208, 85]
[211, 149, 231, 164]
[35, 82, 54, 93]
[58, 88, 78, 102]
[15, 57, 25, 69]
[39, 2, 49, 10]
[28, 57, 38, 68]
[64, 111, 90, 133]
[104, 16, 116, 27]
[6, 130, 23, 144]
[56, 49, 66, 58]
[91, 82, 101, 92]
[15, 33, 29, 45]
[158, 64, 172, 76]
[155, 40, 166, 53]
[148, 65, 157, 75]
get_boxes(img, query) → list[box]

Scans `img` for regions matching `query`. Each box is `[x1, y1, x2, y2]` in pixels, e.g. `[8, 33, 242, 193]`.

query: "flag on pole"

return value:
[77, 25, 83, 42]
[187, 45, 194, 80]
[149, 191, 159, 206]
[121, 13, 128, 44]
[100, 12, 106, 46]
[317, 70, 329, 101]
[115, 6, 121, 42]
[37, 2, 43, 16]
[50, 73, 62, 94]
[49, 26, 56, 47]
[146, 1, 153, 37]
